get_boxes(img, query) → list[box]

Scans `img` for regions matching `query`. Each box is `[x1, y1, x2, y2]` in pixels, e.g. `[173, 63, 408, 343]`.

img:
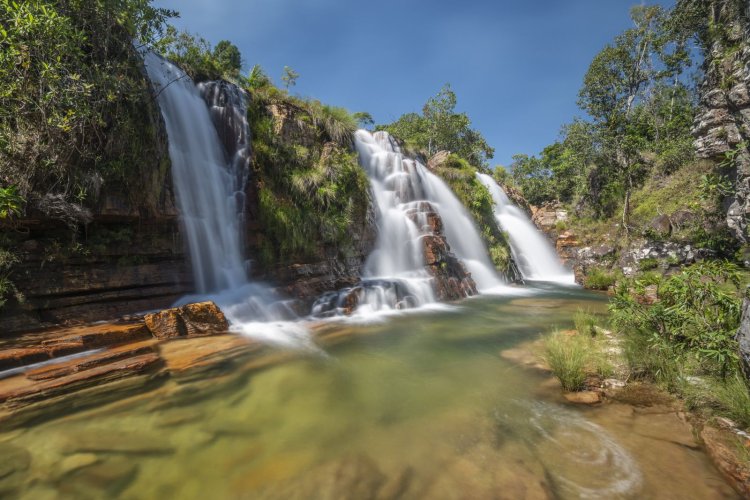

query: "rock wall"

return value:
[692, 1, 750, 241]
[244, 97, 377, 308]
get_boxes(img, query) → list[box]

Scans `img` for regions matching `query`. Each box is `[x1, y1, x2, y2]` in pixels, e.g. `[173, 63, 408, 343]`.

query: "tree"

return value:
[281, 66, 299, 89]
[578, 5, 679, 233]
[213, 40, 242, 77]
[379, 84, 494, 167]
[353, 112, 374, 129]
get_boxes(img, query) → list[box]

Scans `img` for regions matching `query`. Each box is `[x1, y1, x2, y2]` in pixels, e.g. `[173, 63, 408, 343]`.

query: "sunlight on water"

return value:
[0, 289, 736, 499]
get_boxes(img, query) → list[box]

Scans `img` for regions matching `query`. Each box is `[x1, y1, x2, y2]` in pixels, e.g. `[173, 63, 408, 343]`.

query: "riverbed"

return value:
[0, 285, 737, 499]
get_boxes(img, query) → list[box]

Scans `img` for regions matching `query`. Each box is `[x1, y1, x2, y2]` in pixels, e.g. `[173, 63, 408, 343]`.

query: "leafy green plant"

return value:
[611, 260, 743, 378]
[0, 185, 23, 219]
[638, 257, 659, 271]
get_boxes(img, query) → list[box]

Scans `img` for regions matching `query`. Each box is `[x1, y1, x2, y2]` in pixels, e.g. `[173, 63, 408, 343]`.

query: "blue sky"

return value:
[155, 0, 675, 166]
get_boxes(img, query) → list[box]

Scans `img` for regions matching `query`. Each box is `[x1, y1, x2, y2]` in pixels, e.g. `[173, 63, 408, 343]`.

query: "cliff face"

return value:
[243, 96, 377, 307]
[692, 1, 750, 241]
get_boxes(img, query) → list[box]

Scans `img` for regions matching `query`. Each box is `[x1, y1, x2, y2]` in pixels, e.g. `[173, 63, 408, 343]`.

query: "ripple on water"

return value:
[497, 400, 643, 499]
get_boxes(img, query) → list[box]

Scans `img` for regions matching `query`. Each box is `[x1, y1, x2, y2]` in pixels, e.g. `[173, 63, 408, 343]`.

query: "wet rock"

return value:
[58, 453, 100, 476]
[62, 456, 138, 497]
[0, 348, 50, 371]
[26, 340, 159, 381]
[0, 352, 163, 406]
[144, 301, 228, 339]
[700, 425, 750, 498]
[421, 235, 449, 265]
[563, 390, 603, 405]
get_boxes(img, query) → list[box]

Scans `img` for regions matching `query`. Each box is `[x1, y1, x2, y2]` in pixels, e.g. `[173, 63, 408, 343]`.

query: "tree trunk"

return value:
[622, 173, 633, 237]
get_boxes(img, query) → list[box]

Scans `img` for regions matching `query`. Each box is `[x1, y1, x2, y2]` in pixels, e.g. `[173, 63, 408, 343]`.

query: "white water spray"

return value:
[143, 52, 310, 346]
[476, 173, 574, 283]
[142, 52, 246, 293]
[356, 131, 502, 293]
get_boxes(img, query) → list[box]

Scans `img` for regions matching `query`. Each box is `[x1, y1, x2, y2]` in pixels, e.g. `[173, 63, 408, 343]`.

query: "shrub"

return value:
[610, 260, 743, 378]
[584, 268, 618, 290]
[638, 257, 659, 271]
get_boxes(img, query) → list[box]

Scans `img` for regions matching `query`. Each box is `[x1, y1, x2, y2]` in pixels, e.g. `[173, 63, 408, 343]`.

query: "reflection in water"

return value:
[0, 289, 737, 499]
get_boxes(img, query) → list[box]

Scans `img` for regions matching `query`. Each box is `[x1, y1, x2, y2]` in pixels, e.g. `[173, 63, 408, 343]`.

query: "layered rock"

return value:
[692, 2, 750, 241]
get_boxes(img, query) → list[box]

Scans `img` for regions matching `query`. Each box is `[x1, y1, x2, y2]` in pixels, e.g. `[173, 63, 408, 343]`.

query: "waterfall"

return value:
[142, 52, 247, 293]
[476, 173, 574, 283]
[199, 80, 252, 242]
[327, 130, 502, 314]
[143, 51, 309, 346]
[355, 131, 501, 290]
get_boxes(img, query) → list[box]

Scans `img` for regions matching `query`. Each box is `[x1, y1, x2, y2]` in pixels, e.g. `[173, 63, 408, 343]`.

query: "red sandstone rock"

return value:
[700, 425, 750, 497]
[144, 301, 228, 339]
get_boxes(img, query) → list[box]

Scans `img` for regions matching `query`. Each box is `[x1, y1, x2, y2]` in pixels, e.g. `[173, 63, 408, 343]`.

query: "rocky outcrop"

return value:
[692, 2, 750, 241]
[737, 296, 750, 381]
[144, 301, 228, 339]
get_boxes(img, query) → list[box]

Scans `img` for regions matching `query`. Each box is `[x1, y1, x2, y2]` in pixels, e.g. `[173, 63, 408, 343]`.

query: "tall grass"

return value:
[573, 308, 597, 336]
[544, 330, 591, 391]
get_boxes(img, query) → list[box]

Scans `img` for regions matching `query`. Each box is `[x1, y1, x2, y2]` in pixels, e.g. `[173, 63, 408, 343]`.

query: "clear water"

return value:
[0, 287, 736, 499]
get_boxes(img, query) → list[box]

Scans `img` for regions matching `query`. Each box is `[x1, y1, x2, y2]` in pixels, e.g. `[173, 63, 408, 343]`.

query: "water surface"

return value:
[0, 287, 736, 499]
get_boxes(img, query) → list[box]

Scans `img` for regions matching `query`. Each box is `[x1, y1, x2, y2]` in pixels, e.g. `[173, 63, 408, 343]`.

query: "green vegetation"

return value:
[377, 84, 494, 167]
[245, 79, 370, 266]
[0, 0, 175, 216]
[612, 261, 743, 379]
[159, 28, 243, 81]
[573, 308, 598, 337]
[610, 260, 750, 428]
[431, 154, 514, 276]
[544, 328, 613, 391]
[583, 268, 618, 290]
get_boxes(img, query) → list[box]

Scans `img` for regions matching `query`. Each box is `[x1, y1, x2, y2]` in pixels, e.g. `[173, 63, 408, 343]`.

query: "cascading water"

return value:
[199, 80, 252, 242]
[356, 131, 501, 291]
[476, 173, 574, 283]
[143, 52, 308, 346]
[142, 51, 246, 293]
[315, 130, 502, 315]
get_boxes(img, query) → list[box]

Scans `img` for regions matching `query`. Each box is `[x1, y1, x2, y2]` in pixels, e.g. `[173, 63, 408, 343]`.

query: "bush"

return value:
[584, 268, 618, 290]
[638, 257, 659, 271]
[610, 260, 743, 378]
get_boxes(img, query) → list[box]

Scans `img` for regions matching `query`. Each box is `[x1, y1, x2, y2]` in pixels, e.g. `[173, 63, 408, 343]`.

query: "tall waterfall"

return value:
[142, 52, 247, 293]
[476, 173, 574, 283]
[356, 130, 501, 291]
[143, 52, 308, 345]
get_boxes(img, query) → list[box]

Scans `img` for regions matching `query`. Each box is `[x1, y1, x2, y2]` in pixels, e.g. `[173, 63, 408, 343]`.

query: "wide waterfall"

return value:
[143, 52, 307, 346]
[142, 51, 247, 293]
[476, 173, 574, 283]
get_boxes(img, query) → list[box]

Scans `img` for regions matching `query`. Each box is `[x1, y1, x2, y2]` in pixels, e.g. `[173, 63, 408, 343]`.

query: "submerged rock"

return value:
[144, 301, 228, 339]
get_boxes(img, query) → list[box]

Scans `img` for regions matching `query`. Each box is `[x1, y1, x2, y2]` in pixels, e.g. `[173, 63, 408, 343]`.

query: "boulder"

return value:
[647, 214, 672, 237]
[144, 301, 228, 340]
